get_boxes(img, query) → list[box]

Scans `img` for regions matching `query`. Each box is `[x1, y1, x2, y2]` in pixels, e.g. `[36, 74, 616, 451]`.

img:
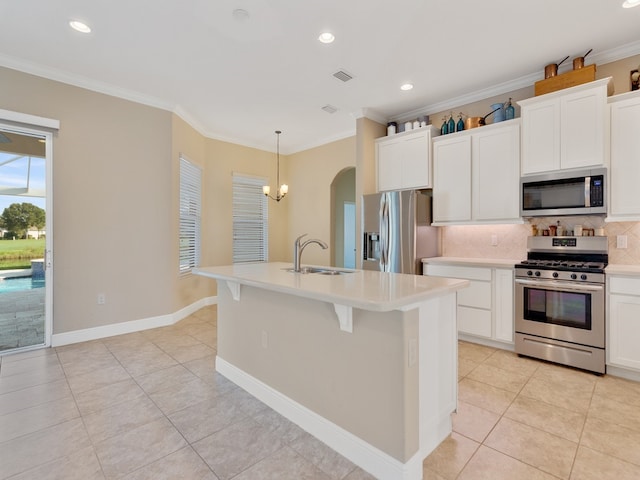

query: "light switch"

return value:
[491, 235, 498, 246]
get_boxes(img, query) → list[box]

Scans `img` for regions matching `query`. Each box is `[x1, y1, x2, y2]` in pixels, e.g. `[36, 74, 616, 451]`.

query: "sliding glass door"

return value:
[0, 125, 52, 353]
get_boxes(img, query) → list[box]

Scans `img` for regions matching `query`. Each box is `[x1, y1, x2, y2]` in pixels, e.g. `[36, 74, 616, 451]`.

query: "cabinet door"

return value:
[561, 87, 606, 169]
[376, 139, 403, 191]
[608, 293, 640, 370]
[458, 306, 492, 338]
[521, 99, 560, 174]
[610, 94, 640, 218]
[433, 136, 471, 222]
[494, 268, 514, 343]
[402, 131, 431, 189]
[472, 123, 520, 221]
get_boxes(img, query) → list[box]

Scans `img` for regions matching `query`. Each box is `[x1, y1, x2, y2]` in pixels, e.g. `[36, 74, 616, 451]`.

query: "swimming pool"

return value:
[0, 276, 45, 294]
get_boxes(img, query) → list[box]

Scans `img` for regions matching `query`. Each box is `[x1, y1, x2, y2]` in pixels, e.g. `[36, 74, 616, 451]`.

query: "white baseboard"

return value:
[51, 296, 217, 347]
[216, 356, 423, 480]
[458, 333, 515, 351]
[606, 364, 640, 383]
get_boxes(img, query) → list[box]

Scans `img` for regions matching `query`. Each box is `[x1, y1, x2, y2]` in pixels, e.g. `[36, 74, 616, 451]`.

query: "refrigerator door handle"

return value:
[380, 193, 388, 271]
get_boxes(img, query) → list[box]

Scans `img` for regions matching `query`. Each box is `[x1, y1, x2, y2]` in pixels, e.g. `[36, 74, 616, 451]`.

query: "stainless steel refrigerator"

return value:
[362, 190, 440, 274]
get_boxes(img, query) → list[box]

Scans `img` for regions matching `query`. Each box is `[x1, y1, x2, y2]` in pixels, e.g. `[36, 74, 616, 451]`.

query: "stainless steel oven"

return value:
[514, 236, 607, 374]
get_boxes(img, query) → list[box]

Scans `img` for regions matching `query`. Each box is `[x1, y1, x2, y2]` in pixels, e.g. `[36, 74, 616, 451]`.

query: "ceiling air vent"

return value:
[321, 104, 338, 114]
[333, 70, 353, 82]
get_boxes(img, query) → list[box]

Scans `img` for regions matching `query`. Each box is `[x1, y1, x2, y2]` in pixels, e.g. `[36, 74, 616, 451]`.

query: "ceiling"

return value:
[1, 0, 639, 154]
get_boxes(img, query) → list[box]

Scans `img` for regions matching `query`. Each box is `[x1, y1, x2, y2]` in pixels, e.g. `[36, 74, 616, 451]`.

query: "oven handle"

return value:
[515, 278, 604, 293]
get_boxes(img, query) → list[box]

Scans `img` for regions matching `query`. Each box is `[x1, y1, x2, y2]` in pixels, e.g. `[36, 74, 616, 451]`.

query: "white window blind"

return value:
[179, 155, 202, 275]
[233, 174, 268, 263]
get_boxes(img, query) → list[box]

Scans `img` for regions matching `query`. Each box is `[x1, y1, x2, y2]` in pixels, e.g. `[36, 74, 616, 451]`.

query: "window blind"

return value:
[179, 155, 201, 275]
[233, 174, 268, 263]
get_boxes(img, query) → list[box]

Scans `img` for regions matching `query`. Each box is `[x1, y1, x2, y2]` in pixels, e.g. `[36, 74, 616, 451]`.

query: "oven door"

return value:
[515, 278, 605, 348]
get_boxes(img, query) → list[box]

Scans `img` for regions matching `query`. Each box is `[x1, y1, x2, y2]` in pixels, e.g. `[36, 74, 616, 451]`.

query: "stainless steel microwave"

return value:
[521, 168, 606, 217]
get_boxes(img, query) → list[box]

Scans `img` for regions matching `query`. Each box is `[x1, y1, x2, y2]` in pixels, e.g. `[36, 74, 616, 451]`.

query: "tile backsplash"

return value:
[441, 217, 640, 265]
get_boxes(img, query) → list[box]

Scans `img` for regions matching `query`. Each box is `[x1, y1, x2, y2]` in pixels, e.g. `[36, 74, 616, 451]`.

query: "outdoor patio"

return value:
[0, 288, 45, 351]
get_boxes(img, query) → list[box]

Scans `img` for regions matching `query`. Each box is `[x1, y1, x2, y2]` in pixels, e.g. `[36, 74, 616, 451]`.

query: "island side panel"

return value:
[216, 283, 419, 463]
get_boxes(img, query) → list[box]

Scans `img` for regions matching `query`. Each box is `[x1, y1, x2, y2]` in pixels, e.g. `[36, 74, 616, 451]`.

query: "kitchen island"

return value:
[194, 262, 468, 480]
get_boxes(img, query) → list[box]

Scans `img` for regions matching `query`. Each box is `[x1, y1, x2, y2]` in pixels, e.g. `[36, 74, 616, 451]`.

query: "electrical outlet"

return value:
[261, 331, 268, 349]
[408, 338, 417, 367]
[97, 293, 106, 305]
[491, 234, 498, 246]
[617, 235, 628, 249]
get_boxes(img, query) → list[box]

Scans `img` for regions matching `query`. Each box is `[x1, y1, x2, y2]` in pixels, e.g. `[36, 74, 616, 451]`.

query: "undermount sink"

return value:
[284, 267, 352, 275]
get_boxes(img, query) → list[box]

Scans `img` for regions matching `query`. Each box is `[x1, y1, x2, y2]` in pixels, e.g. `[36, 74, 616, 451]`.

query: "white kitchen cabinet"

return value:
[608, 91, 640, 221]
[519, 78, 611, 175]
[472, 122, 521, 222]
[433, 135, 472, 222]
[494, 268, 514, 343]
[424, 263, 514, 347]
[433, 119, 520, 225]
[608, 275, 640, 372]
[375, 126, 439, 192]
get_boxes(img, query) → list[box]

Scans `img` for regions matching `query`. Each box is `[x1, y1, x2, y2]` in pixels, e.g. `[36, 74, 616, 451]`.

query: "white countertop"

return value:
[606, 264, 640, 276]
[422, 256, 523, 269]
[194, 262, 468, 312]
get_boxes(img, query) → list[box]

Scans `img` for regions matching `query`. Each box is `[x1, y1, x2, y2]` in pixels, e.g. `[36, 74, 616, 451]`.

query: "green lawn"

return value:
[0, 238, 45, 270]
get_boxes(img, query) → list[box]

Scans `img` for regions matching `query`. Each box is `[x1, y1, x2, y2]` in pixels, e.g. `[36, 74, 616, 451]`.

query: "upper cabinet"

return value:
[375, 126, 439, 191]
[519, 78, 612, 176]
[433, 119, 521, 225]
[609, 90, 640, 221]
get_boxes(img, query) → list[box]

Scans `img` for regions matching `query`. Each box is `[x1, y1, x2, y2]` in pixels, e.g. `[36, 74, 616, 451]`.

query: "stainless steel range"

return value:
[515, 236, 608, 374]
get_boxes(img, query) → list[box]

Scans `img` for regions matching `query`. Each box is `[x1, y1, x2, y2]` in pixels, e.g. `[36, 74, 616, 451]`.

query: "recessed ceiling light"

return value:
[400, 83, 414, 91]
[69, 20, 91, 33]
[232, 8, 250, 21]
[318, 32, 335, 44]
[623, 0, 640, 7]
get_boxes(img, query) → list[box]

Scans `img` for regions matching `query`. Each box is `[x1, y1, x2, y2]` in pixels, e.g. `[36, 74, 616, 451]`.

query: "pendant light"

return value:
[263, 130, 288, 202]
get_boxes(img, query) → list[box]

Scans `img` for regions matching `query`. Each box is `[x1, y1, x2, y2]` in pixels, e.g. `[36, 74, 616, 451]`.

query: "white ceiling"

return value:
[1, 0, 639, 154]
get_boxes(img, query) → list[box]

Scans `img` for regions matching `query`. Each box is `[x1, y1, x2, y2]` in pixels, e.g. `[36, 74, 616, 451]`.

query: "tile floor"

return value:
[1, 306, 640, 479]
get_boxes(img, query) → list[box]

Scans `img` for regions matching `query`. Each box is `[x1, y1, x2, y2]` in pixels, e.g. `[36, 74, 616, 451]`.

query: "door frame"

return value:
[0, 114, 56, 350]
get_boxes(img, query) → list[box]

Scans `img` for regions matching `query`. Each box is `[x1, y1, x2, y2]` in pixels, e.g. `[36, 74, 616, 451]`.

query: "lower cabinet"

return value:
[424, 263, 514, 347]
[608, 275, 640, 372]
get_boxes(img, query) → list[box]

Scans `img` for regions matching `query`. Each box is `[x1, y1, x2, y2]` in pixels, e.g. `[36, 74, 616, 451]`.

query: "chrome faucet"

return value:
[293, 234, 328, 272]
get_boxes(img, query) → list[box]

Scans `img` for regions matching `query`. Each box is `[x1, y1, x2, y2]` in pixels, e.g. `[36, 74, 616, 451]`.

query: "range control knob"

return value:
[571, 273, 578, 280]
[581, 274, 588, 281]
[552, 272, 559, 278]
[527, 270, 533, 276]
[535, 271, 541, 277]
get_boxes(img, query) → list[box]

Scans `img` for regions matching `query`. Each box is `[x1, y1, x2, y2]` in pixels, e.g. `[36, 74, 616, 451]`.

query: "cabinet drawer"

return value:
[458, 306, 492, 338]
[458, 280, 492, 309]
[424, 264, 491, 281]
[609, 276, 640, 296]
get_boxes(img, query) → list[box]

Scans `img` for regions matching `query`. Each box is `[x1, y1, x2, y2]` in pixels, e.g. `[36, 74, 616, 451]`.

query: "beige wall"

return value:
[286, 137, 356, 266]
[1, 67, 291, 335]
[203, 136, 290, 267]
[1, 66, 174, 334]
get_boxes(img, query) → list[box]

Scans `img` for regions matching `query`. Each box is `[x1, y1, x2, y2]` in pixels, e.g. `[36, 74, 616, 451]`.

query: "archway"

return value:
[330, 167, 356, 268]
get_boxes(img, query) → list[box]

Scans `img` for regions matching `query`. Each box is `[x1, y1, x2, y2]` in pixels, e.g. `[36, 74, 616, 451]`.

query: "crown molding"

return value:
[0, 54, 174, 113]
[394, 39, 640, 122]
